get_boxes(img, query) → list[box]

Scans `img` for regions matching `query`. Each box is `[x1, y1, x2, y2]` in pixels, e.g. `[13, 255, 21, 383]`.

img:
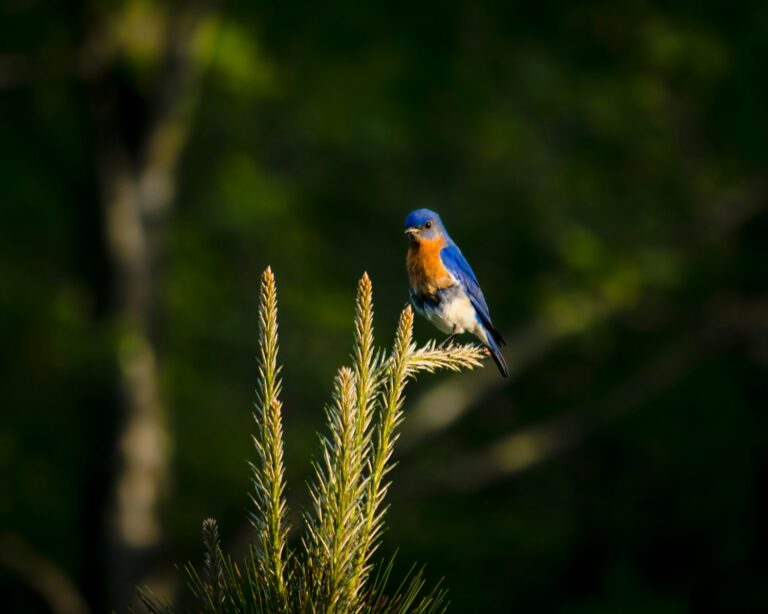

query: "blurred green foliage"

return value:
[1, 0, 767, 612]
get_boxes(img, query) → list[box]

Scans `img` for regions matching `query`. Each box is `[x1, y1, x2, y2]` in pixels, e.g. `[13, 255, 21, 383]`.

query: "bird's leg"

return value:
[437, 328, 458, 349]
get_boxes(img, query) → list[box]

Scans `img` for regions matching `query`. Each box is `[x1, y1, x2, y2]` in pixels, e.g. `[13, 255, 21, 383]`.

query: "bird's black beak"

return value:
[404, 227, 419, 237]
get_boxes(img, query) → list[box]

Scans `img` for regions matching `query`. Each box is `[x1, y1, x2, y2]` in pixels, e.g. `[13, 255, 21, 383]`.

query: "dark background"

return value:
[1, 1, 767, 612]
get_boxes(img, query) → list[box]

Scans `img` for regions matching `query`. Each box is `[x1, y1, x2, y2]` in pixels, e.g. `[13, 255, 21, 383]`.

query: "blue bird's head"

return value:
[404, 209, 447, 242]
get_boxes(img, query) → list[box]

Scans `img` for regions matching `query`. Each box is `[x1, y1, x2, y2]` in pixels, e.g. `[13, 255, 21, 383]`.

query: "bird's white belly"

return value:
[424, 292, 479, 336]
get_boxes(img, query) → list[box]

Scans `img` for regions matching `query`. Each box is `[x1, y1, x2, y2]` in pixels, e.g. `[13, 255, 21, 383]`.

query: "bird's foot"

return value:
[437, 332, 457, 349]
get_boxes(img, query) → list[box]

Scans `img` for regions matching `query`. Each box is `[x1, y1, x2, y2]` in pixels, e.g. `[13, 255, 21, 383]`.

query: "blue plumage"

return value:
[439, 244, 491, 327]
[404, 209, 508, 377]
[404, 209, 437, 229]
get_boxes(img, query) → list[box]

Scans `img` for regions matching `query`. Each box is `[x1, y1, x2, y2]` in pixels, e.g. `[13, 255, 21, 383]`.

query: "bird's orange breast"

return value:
[407, 236, 454, 296]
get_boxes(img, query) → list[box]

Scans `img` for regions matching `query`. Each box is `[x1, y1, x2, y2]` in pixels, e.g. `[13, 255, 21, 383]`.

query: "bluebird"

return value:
[404, 209, 508, 377]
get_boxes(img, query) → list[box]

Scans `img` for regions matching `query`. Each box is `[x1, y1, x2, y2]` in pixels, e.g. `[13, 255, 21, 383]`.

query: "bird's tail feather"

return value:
[485, 333, 508, 378]
[489, 325, 506, 347]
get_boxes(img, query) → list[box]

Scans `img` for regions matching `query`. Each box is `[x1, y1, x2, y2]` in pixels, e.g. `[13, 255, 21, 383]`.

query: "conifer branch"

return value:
[306, 367, 369, 611]
[140, 269, 487, 614]
[202, 518, 224, 607]
[250, 266, 289, 609]
[353, 272, 377, 477]
[357, 306, 414, 588]
[406, 340, 486, 375]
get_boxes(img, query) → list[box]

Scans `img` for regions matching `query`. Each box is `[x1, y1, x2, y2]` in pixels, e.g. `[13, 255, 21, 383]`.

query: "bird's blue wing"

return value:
[440, 242, 508, 374]
[439, 243, 492, 327]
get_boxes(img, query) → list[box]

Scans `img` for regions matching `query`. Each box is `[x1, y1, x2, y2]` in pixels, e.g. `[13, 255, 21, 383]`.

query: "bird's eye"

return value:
[424, 221, 432, 229]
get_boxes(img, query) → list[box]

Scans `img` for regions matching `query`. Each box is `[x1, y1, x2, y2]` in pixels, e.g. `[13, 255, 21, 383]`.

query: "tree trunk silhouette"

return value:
[82, 6, 214, 609]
